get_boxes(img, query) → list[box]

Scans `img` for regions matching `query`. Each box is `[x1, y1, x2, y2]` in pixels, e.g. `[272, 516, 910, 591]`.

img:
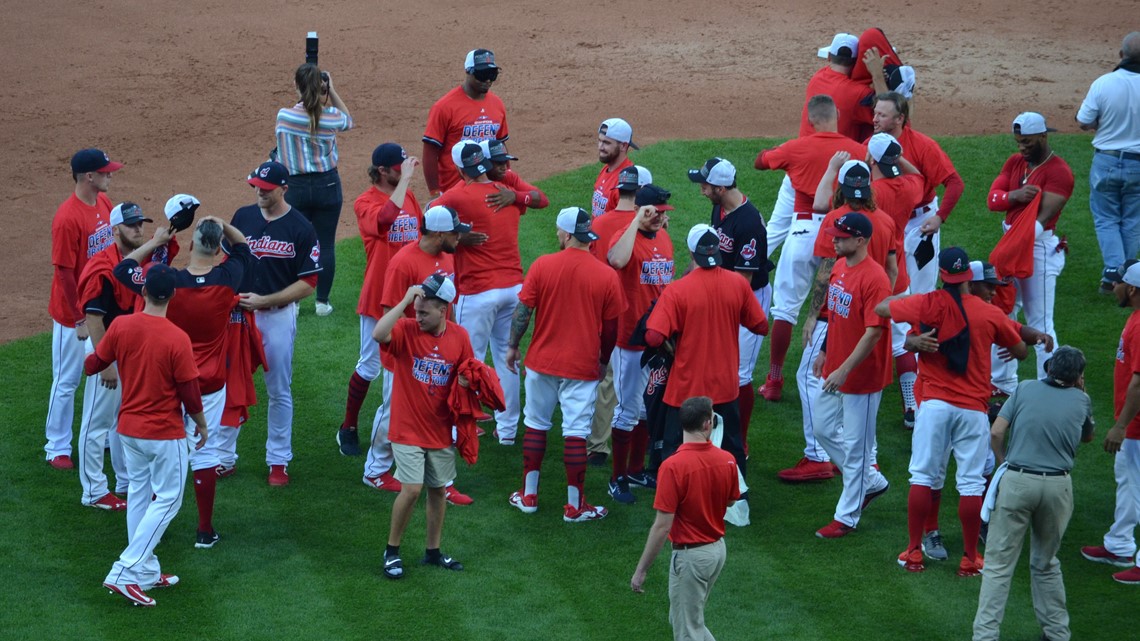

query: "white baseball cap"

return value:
[688, 157, 736, 187]
[888, 65, 916, 99]
[818, 33, 859, 59]
[164, 193, 200, 220]
[1125, 263, 1140, 288]
[424, 205, 472, 233]
[556, 207, 599, 243]
[687, 224, 722, 269]
[1012, 112, 1056, 136]
[635, 165, 653, 187]
[421, 273, 457, 303]
[451, 139, 477, 171]
[868, 133, 903, 177]
[599, 118, 639, 149]
[109, 201, 151, 227]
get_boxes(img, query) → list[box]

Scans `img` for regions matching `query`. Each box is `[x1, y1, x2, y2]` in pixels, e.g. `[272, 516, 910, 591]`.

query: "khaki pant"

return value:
[668, 539, 726, 641]
[973, 469, 1073, 641]
[588, 364, 614, 455]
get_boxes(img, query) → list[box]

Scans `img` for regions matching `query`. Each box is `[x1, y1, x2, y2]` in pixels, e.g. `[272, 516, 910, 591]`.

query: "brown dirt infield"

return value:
[0, 0, 1125, 343]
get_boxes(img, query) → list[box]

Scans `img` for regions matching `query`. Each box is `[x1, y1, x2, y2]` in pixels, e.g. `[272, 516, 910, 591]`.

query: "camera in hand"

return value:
[305, 31, 318, 65]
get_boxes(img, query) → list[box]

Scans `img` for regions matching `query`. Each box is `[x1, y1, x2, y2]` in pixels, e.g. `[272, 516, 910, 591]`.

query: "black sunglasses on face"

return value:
[472, 68, 499, 82]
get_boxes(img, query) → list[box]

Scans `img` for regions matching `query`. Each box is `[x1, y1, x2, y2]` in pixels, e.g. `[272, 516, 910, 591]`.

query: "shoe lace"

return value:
[928, 531, 944, 548]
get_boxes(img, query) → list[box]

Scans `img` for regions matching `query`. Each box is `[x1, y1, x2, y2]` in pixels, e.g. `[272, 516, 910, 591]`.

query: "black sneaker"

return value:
[195, 530, 220, 549]
[903, 409, 915, 430]
[587, 452, 608, 467]
[607, 478, 636, 504]
[337, 427, 362, 456]
[979, 521, 989, 545]
[626, 471, 657, 489]
[422, 553, 464, 572]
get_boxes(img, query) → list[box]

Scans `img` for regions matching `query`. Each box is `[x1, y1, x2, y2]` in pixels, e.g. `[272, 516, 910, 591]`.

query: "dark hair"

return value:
[367, 165, 382, 185]
[807, 95, 837, 125]
[874, 91, 910, 126]
[1046, 346, 1086, 386]
[193, 219, 223, 253]
[679, 396, 713, 433]
[295, 63, 324, 136]
[831, 190, 877, 212]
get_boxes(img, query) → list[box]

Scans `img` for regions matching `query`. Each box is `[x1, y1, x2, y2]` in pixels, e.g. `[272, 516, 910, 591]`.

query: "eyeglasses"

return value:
[472, 68, 499, 83]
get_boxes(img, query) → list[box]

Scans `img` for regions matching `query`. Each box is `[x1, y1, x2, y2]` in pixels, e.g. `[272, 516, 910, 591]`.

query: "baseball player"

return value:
[877, 247, 1027, 575]
[114, 209, 252, 549]
[849, 28, 905, 89]
[802, 33, 888, 142]
[506, 207, 624, 521]
[481, 139, 549, 210]
[368, 205, 472, 506]
[226, 161, 322, 486]
[809, 213, 892, 539]
[435, 143, 527, 444]
[987, 112, 1074, 390]
[872, 91, 965, 296]
[589, 165, 642, 263]
[593, 118, 637, 217]
[377, 275, 473, 579]
[75, 202, 155, 510]
[605, 203, 674, 503]
[338, 143, 422, 457]
[422, 49, 508, 197]
[689, 157, 771, 448]
[45, 148, 122, 469]
[755, 95, 866, 402]
[88, 264, 207, 607]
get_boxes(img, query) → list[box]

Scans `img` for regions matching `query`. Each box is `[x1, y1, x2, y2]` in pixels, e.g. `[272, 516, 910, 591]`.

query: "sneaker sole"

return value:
[104, 583, 155, 606]
[1113, 574, 1140, 585]
[195, 536, 220, 549]
[921, 542, 949, 562]
[564, 514, 607, 523]
[509, 497, 538, 514]
[777, 471, 836, 483]
[1081, 551, 1134, 568]
[897, 557, 925, 573]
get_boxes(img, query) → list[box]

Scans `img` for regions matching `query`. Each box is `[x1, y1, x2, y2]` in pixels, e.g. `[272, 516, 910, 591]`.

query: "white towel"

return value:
[711, 413, 751, 527]
[981, 462, 1009, 524]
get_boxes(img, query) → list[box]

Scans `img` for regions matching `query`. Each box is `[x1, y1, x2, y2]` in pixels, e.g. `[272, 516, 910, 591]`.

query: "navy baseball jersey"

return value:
[227, 206, 322, 296]
[712, 198, 769, 290]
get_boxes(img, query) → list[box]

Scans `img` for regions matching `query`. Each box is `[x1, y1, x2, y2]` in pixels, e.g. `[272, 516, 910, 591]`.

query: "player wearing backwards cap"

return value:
[114, 208, 252, 550]
[337, 143, 422, 457]
[689, 157, 771, 450]
[423, 49, 508, 197]
[593, 118, 638, 218]
[987, 112, 1074, 391]
[755, 95, 866, 403]
[367, 205, 470, 504]
[45, 148, 123, 470]
[227, 161, 322, 487]
[809, 212, 892, 539]
[645, 224, 768, 503]
[876, 248, 1027, 576]
[376, 275, 473, 579]
[871, 91, 965, 296]
[480, 139, 549, 211]
[605, 200, 674, 503]
[436, 143, 528, 446]
[1080, 260, 1140, 585]
[76, 201, 167, 511]
[506, 208, 625, 520]
[88, 264, 207, 607]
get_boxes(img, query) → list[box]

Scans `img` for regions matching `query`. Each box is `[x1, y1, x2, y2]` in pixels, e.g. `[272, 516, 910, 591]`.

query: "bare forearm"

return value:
[508, 304, 533, 348]
[806, 258, 835, 320]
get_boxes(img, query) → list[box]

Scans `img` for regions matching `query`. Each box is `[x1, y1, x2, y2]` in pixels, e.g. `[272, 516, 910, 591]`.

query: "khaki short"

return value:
[392, 443, 457, 488]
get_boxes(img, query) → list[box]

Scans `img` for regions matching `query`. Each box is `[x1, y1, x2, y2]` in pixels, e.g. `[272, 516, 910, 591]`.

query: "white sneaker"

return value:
[315, 302, 333, 316]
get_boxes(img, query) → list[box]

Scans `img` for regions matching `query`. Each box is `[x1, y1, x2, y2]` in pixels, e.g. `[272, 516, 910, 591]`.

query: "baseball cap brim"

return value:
[651, 204, 675, 212]
[941, 269, 973, 284]
[687, 169, 709, 184]
[97, 161, 124, 173]
[824, 226, 855, 239]
[248, 177, 282, 191]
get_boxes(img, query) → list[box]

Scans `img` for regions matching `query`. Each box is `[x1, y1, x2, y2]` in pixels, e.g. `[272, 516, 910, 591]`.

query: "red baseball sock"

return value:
[738, 384, 755, 456]
[193, 468, 217, 533]
[611, 428, 632, 481]
[925, 489, 943, 532]
[959, 495, 984, 561]
[628, 421, 649, 474]
[522, 427, 547, 496]
[342, 371, 372, 430]
[564, 436, 587, 508]
[895, 353, 918, 410]
[907, 485, 933, 550]
[767, 319, 793, 380]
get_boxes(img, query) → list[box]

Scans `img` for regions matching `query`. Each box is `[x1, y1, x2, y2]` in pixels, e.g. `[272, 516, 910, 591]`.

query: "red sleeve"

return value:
[300, 274, 318, 288]
[651, 459, 679, 513]
[84, 351, 111, 376]
[56, 266, 83, 324]
[517, 261, 541, 308]
[603, 273, 626, 320]
[888, 295, 929, 326]
[987, 157, 1017, 212]
[376, 199, 401, 229]
[599, 317, 618, 365]
[740, 281, 769, 335]
[994, 315, 1023, 349]
[502, 172, 549, 209]
[938, 171, 964, 220]
[645, 288, 677, 338]
[814, 212, 838, 258]
[755, 147, 783, 170]
[863, 277, 892, 329]
[645, 329, 666, 347]
[52, 213, 82, 270]
[177, 378, 204, 414]
[1044, 162, 1075, 199]
[422, 97, 449, 146]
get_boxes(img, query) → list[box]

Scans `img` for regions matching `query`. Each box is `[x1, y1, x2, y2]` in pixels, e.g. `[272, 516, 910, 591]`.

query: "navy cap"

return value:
[486, 139, 517, 162]
[634, 184, 675, 211]
[247, 161, 288, 190]
[144, 264, 177, 301]
[460, 143, 490, 178]
[824, 212, 873, 239]
[71, 148, 123, 174]
[939, 247, 972, 284]
[371, 143, 406, 168]
[616, 165, 640, 192]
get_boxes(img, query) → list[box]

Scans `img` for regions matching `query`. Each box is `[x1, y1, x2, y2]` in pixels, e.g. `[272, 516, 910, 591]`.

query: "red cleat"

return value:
[362, 472, 402, 493]
[445, 485, 474, 506]
[1113, 566, 1140, 584]
[267, 465, 289, 487]
[48, 455, 74, 470]
[88, 493, 127, 511]
[777, 457, 836, 482]
[816, 520, 854, 539]
[957, 555, 984, 577]
[758, 376, 784, 402]
[897, 547, 925, 572]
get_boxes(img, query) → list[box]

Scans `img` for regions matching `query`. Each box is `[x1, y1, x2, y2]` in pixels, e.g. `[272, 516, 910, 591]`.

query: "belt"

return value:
[1096, 148, 1140, 161]
[673, 541, 716, 550]
[1007, 464, 1069, 477]
[795, 212, 824, 221]
[911, 201, 937, 219]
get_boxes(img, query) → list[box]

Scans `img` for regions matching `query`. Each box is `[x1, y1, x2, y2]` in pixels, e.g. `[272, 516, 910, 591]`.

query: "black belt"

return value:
[1007, 464, 1069, 477]
[673, 541, 717, 550]
[1096, 149, 1140, 161]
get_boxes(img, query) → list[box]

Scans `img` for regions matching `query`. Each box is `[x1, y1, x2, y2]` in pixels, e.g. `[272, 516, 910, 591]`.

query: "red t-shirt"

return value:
[895, 125, 957, 206]
[382, 243, 457, 316]
[990, 153, 1075, 230]
[799, 67, 876, 142]
[518, 248, 625, 380]
[386, 318, 474, 449]
[422, 85, 509, 192]
[822, 256, 892, 394]
[50, 192, 114, 326]
[756, 133, 867, 212]
[814, 205, 900, 271]
[609, 228, 674, 349]
[590, 208, 636, 263]
[94, 313, 200, 440]
[890, 292, 1022, 411]
[654, 441, 740, 545]
[1114, 310, 1140, 439]
[646, 268, 768, 406]
[436, 181, 525, 295]
[355, 187, 423, 318]
[592, 158, 634, 218]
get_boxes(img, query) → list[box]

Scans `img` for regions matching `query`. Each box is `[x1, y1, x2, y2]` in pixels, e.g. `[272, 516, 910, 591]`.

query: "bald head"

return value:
[1123, 32, 1140, 59]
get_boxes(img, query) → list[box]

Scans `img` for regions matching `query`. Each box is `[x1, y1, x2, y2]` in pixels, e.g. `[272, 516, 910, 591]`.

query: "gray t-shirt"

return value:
[998, 379, 1094, 473]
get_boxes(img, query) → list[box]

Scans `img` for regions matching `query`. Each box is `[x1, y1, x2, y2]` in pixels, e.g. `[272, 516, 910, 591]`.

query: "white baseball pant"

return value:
[523, 371, 599, 438]
[796, 321, 830, 462]
[256, 304, 297, 467]
[456, 284, 521, 440]
[1103, 439, 1140, 559]
[104, 434, 188, 590]
[46, 321, 85, 459]
[738, 284, 773, 385]
[187, 387, 227, 472]
[213, 425, 240, 469]
[770, 213, 824, 325]
[355, 315, 381, 381]
[908, 399, 988, 496]
[767, 175, 796, 257]
[904, 198, 942, 295]
[363, 368, 396, 478]
[611, 347, 649, 432]
[813, 389, 888, 527]
[79, 339, 127, 503]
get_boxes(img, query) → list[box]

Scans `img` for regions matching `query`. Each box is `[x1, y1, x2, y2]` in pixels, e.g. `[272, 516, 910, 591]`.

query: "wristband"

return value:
[516, 191, 531, 207]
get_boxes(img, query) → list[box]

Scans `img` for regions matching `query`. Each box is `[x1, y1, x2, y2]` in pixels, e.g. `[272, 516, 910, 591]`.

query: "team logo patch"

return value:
[310, 243, 321, 263]
[740, 238, 757, 262]
[129, 266, 145, 286]
[259, 166, 271, 178]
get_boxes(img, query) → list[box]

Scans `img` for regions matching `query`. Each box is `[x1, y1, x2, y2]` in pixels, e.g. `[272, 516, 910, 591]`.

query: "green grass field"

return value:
[1, 133, 1134, 641]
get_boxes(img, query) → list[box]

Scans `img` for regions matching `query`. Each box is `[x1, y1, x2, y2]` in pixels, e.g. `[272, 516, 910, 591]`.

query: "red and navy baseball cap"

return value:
[248, 161, 289, 190]
[824, 212, 873, 239]
[939, 247, 972, 284]
[838, 160, 872, 199]
[71, 148, 123, 174]
[371, 143, 406, 168]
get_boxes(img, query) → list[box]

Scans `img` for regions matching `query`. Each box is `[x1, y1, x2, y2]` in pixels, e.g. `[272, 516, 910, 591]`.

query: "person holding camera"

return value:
[275, 62, 354, 316]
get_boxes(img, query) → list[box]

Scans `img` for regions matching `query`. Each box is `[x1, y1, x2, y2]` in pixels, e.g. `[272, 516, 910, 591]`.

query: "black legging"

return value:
[285, 168, 342, 303]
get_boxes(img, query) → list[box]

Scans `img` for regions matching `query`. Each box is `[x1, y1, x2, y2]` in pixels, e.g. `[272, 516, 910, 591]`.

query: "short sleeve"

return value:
[646, 286, 679, 338]
[603, 271, 626, 320]
[51, 212, 81, 269]
[297, 225, 322, 277]
[651, 458, 679, 514]
[423, 99, 448, 146]
[387, 318, 411, 356]
[862, 276, 891, 329]
[814, 213, 838, 258]
[1076, 78, 1101, 125]
[739, 279, 766, 327]
[94, 322, 118, 363]
[994, 315, 1023, 349]
[888, 295, 927, 326]
[517, 260, 541, 308]
[172, 334, 200, 384]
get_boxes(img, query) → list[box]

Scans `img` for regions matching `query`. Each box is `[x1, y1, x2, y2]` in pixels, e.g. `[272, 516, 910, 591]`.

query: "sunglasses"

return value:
[472, 68, 499, 83]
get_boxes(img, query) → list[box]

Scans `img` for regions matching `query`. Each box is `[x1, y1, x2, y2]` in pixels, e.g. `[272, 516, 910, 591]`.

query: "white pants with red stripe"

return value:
[991, 230, 1064, 393]
[256, 304, 298, 467]
[456, 284, 521, 440]
[908, 399, 988, 496]
[813, 389, 888, 527]
[46, 321, 85, 459]
[187, 387, 227, 472]
[796, 321, 830, 462]
[769, 214, 823, 325]
[355, 315, 381, 381]
[903, 198, 942, 295]
[767, 176, 796, 257]
[523, 371, 599, 438]
[363, 368, 396, 478]
[79, 338, 127, 503]
[1103, 438, 1140, 559]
